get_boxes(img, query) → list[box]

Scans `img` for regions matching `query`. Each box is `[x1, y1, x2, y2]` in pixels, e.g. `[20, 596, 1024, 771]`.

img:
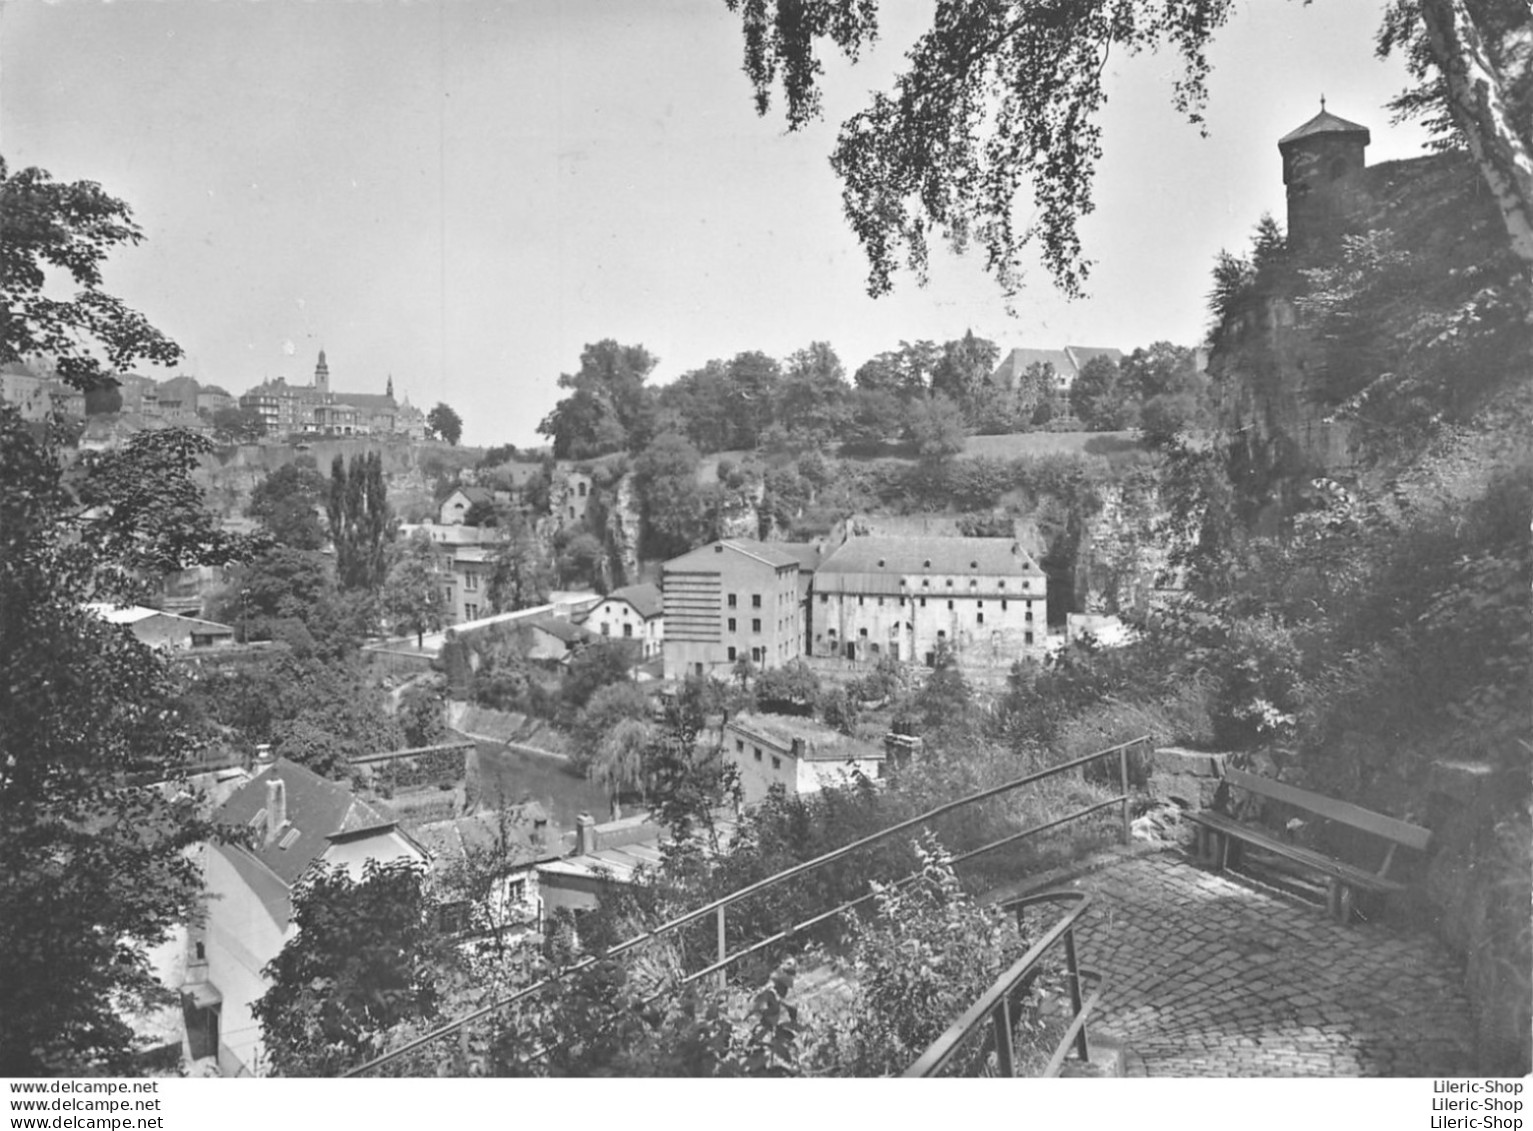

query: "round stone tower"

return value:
[1278, 102, 1371, 248]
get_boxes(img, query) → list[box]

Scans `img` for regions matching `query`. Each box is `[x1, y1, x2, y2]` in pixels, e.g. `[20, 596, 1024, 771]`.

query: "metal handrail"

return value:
[902, 889, 1098, 1078]
[345, 734, 1149, 1076]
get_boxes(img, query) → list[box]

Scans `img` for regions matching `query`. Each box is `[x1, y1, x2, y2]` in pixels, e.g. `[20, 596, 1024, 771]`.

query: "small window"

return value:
[970, 579, 978, 589]
[752, 647, 763, 663]
[923, 559, 931, 568]
[999, 580, 1007, 590]
[970, 560, 978, 569]
[728, 594, 738, 608]
[859, 627, 868, 637]
[937, 630, 947, 640]
[977, 612, 985, 626]
[1002, 599, 1009, 611]
[1025, 632, 1034, 645]
[728, 617, 737, 632]
[947, 600, 954, 610]
[695, 662, 704, 675]
[728, 646, 738, 661]
[919, 598, 927, 608]
[736, 739, 745, 752]
[858, 596, 865, 606]
[601, 623, 611, 636]
[1022, 580, 1031, 591]
[877, 558, 886, 567]
[754, 749, 763, 762]
[752, 618, 761, 633]
[578, 482, 587, 497]
[819, 593, 828, 604]
[771, 756, 782, 771]
[946, 579, 954, 588]
[195, 942, 206, 961]
[623, 624, 633, 638]
[877, 597, 884, 607]
[1026, 610, 1034, 623]
[922, 579, 930, 589]
[752, 594, 762, 608]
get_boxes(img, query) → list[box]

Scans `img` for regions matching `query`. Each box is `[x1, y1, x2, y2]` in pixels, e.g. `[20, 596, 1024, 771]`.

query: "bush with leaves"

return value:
[805, 834, 1025, 1077]
[255, 858, 454, 1076]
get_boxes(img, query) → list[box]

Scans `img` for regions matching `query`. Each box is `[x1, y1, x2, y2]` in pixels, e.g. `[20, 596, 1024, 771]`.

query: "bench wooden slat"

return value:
[1220, 767, 1431, 851]
[1186, 811, 1405, 892]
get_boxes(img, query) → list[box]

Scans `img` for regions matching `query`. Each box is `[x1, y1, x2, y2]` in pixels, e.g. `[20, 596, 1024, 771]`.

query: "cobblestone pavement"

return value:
[1059, 851, 1475, 1076]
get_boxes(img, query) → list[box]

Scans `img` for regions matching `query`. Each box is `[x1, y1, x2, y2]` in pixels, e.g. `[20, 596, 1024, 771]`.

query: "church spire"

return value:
[386, 374, 394, 400]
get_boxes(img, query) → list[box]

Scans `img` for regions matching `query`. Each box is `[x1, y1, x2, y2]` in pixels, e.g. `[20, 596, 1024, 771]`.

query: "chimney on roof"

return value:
[790, 738, 806, 760]
[264, 779, 287, 845]
[574, 812, 598, 856]
[253, 743, 274, 772]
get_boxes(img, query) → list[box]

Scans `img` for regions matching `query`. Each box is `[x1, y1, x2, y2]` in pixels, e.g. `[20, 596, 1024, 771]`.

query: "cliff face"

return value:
[601, 471, 642, 584]
[1208, 152, 1512, 527]
[1072, 478, 1170, 615]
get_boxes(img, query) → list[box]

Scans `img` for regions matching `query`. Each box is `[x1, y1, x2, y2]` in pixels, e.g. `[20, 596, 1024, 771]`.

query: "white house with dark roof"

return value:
[439, 486, 495, 526]
[581, 582, 664, 658]
[187, 758, 426, 1076]
[724, 712, 885, 808]
[811, 535, 1048, 666]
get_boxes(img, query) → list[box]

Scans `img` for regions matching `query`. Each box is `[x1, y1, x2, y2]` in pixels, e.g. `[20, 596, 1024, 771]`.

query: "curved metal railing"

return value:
[902, 889, 1103, 1077]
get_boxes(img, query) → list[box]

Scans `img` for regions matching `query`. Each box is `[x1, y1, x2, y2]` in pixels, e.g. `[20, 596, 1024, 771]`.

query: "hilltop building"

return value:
[1278, 102, 1371, 249]
[238, 352, 422, 438]
[0, 364, 86, 421]
[991, 345, 1124, 389]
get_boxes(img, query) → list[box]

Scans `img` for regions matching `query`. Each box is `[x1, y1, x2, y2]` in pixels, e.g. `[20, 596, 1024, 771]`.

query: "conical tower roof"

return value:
[1279, 106, 1370, 149]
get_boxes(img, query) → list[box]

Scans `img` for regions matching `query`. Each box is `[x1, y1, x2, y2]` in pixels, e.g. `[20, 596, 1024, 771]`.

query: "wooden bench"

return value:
[1186, 766, 1432, 925]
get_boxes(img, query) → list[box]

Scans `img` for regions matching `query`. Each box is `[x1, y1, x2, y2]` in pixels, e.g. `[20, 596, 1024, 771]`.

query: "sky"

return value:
[1, 1, 1434, 447]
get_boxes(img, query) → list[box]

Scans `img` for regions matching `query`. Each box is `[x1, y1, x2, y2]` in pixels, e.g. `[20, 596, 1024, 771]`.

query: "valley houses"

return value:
[661, 533, 1049, 679]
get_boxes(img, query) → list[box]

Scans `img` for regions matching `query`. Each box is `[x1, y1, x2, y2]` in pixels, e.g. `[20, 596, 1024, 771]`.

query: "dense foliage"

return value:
[0, 413, 253, 1072]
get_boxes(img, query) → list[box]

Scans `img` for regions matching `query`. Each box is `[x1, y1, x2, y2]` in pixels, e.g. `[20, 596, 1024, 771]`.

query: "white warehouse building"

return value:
[810, 536, 1049, 667]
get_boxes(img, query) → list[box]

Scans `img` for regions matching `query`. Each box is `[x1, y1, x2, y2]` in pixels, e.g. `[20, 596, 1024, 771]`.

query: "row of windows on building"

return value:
[734, 737, 782, 770]
[827, 594, 1033, 613]
[820, 624, 1036, 646]
[725, 617, 794, 633]
[726, 592, 789, 610]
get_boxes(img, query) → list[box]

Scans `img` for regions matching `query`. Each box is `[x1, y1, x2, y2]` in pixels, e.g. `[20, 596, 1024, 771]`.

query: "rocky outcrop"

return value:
[1073, 479, 1169, 615]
